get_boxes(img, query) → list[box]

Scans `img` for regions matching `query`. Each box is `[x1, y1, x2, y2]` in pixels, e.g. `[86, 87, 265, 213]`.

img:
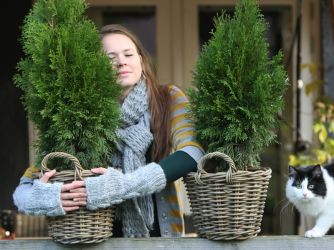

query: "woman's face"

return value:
[102, 33, 142, 91]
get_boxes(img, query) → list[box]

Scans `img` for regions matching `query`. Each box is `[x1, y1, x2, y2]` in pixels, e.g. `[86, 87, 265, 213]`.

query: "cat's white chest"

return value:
[294, 198, 325, 217]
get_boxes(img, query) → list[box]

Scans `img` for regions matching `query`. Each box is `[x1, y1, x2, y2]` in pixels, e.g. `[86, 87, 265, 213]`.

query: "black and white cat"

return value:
[286, 164, 334, 237]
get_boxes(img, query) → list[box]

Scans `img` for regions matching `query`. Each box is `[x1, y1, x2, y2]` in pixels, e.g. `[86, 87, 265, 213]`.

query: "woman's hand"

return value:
[39, 169, 87, 212]
[90, 167, 108, 174]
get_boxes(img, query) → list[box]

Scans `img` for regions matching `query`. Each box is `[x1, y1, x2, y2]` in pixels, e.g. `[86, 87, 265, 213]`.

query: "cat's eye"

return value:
[308, 184, 314, 189]
[295, 183, 302, 188]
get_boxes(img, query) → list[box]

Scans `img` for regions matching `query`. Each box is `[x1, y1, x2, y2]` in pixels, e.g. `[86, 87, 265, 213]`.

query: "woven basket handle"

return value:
[41, 152, 84, 181]
[195, 152, 237, 184]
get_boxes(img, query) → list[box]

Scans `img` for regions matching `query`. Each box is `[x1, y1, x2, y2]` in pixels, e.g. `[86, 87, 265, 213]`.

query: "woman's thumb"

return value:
[40, 169, 56, 183]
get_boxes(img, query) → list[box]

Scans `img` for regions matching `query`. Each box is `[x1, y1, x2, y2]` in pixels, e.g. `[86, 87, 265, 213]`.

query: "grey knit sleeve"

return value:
[13, 178, 65, 217]
[85, 168, 125, 210]
[85, 163, 166, 210]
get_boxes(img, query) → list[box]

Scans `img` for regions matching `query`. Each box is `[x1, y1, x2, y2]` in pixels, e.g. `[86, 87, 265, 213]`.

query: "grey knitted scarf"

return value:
[112, 79, 154, 237]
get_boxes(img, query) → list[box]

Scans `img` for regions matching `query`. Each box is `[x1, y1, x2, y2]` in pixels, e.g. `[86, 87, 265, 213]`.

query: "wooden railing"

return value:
[1, 236, 334, 250]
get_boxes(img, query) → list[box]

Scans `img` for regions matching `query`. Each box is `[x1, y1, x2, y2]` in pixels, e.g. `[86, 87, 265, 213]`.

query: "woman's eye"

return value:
[109, 58, 117, 65]
[308, 184, 314, 189]
[125, 54, 133, 57]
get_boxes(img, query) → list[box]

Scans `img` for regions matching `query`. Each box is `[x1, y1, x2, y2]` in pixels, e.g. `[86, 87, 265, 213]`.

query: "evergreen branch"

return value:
[188, 0, 289, 170]
[14, 0, 121, 170]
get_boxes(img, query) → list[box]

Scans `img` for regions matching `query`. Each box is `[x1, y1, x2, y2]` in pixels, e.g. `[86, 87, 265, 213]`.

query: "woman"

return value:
[13, 24, 204, 237]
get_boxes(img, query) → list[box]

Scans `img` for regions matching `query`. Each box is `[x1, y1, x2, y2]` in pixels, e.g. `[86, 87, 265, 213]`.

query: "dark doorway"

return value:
[0, 1, 32, 210]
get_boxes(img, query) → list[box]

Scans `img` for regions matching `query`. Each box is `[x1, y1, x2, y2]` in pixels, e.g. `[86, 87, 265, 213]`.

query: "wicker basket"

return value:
[40, 152, 114, 244]
[184, 152, 271, 240]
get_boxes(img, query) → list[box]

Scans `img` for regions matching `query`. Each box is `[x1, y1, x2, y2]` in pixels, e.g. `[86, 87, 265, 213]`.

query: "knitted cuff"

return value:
[123, 162, 167, 200]
[85, 163, 167, 210]
[15, 180, 65, 217]
[85, 168, 125, 210]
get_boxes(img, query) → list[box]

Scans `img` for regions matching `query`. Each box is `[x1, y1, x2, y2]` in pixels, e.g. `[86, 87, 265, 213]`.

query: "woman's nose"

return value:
[110, 57, 126, 68]
[117, 56, 127, 67]
[118, 62, 127, 67]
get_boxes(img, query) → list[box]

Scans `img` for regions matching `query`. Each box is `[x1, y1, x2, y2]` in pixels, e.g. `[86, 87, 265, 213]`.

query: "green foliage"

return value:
[289, 101, 334, 166]
[14, 0, 121, 170]
[188, 0, 288, 170]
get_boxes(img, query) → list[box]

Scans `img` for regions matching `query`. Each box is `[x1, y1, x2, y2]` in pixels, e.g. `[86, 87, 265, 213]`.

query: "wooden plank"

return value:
[1, 236, 334, 250]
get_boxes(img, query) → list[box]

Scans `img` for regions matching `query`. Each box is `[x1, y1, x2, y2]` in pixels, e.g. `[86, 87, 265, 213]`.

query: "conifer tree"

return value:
[14, 0, 121, 170]
[188, 0, 288, 169]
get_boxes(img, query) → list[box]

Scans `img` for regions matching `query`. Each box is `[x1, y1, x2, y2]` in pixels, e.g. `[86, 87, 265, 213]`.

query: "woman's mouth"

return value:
[119, 71, 130, 76]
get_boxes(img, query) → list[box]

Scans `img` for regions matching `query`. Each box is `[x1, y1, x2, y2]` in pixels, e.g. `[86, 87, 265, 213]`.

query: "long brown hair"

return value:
[100, 24, 171, 162]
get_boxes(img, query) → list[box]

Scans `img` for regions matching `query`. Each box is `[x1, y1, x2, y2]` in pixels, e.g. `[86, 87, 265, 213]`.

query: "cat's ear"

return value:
[312, 164, 322, 177]
[288, 165, 297, 176]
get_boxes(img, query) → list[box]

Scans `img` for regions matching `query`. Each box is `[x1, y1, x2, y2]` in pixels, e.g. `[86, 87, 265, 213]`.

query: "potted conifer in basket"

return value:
[185, 0, 288, 240]
[14, 0, 120, 244]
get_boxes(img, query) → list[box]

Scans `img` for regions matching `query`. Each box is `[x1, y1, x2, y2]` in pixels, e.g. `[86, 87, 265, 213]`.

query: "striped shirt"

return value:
[168, 85, 204, 161]
[155, 85, 204, 237]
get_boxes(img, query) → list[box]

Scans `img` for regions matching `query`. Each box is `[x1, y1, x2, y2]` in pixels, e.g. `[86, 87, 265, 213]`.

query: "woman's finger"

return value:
[63, 206, 80, 212]
[61, 181, 85, 192]
[73, 197, 87, 202]
[62, 200, 86, 207]
[61, 192, 86, 200]
[69, 187, 86, 193]
[91, 167, 107, 174]
[40, 169, 56, 183]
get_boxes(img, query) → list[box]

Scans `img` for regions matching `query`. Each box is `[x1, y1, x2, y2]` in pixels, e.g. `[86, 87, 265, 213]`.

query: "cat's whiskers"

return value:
[279, 199, 295, 227]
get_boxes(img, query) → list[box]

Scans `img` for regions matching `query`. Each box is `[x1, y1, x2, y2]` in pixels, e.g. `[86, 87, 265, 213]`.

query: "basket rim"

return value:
[187, 166, 272, 177]
[33, 169, 98, 180]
